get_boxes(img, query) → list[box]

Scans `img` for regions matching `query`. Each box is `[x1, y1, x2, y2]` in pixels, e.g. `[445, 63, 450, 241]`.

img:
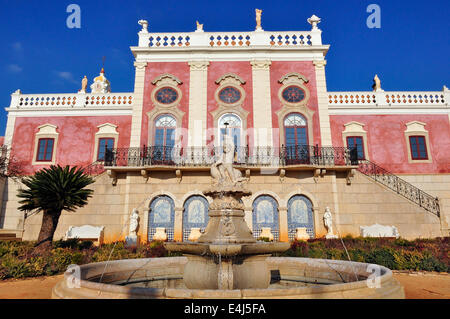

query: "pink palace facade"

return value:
[0, 15, 449, 243]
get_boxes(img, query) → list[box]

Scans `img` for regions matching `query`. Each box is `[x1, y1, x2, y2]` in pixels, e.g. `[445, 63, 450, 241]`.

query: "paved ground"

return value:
[0, 272, 448, 299]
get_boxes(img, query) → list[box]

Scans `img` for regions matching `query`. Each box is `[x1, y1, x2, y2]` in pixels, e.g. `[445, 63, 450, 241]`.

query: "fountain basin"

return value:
[164, 241, 290, 256]
[52, 257, 404, 299]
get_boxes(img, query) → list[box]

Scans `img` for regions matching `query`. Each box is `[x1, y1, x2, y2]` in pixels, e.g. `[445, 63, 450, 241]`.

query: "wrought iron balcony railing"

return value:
[358, 160, 440, 217]
[103, 145, 359, 168]
[96, 145, 440, 217]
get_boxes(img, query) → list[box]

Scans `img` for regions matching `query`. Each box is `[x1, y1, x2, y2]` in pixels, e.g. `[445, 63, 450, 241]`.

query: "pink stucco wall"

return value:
[142, 62, 190, 148]
[330, 114, 450, 173]
[270, 61, 321, 148]
[207, 61, 254, 147]
[11, 116, 131, 175]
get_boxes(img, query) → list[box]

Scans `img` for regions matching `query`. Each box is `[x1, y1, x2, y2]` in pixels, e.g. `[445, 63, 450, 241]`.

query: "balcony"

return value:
[103, 145, 359, 172]
[7, 91, 134, 110]
[328, 89, 449, 107]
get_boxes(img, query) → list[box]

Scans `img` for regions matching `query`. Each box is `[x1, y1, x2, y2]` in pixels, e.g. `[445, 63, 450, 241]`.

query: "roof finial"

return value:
[138, 19, 148, 32]
[308, 15, 321, 31]
[196, 20, 204, 32]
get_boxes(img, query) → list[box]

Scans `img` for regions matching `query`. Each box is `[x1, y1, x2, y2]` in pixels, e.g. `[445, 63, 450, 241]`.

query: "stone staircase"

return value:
[357, 160, 440, 217]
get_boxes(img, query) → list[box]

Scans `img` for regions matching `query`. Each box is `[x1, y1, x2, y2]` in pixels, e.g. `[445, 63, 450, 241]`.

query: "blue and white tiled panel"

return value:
[252, 228, 280, 241]
[148, 227, 174, 241]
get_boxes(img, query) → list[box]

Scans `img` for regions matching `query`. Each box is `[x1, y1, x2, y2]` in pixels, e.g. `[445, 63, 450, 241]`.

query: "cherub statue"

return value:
[255, 9, 263, 30]
[196, 20, 203, 31]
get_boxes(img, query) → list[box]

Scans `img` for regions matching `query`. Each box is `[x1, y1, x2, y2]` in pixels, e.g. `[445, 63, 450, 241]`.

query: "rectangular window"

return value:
[97, 138, 114, 161]
[346, 136, 365, 160]
[409, 136, 428, 160]
[36, 138, 54, 162]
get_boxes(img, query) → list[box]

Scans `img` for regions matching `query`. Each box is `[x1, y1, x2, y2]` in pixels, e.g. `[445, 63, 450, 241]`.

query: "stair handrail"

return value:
[357, 159, 440, 217]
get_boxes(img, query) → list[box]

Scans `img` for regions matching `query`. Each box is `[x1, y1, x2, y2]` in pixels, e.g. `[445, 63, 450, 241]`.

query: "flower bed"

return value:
[0, 236, 448, 280]
[282, 236, 449, 272]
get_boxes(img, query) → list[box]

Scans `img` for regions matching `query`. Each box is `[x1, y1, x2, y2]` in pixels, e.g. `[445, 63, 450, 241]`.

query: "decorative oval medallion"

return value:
[155, 87, 179, 104]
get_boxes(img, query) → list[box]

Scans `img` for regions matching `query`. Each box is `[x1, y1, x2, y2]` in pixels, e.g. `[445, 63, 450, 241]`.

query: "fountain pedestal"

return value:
[165, 185, 289, 290]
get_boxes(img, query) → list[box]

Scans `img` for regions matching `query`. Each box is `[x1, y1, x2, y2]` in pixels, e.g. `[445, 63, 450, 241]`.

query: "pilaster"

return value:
[278, 206, 289, 242]
[174, 207, 184, 241]
[188, 61, 209, 147]
[251, 60, 273, 148]
[313, 60, 332, 146]
[129, 61, 147, 147]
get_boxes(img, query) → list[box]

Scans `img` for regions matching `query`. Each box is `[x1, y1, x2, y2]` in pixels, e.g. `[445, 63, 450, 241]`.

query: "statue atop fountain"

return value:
[210, 134, 247, 187]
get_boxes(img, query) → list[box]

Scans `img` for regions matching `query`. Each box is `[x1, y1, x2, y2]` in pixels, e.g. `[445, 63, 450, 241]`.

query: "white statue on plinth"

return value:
[128, 208, 139, 237]
[323, 207, 337, 239]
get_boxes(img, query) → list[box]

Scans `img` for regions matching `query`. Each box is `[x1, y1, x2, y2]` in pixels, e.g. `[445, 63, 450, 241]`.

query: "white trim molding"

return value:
[32, 124, 59, 165]
[93, 123, 119, 162]
[342, 121, 370, 161]
[404, 121, 432, 164]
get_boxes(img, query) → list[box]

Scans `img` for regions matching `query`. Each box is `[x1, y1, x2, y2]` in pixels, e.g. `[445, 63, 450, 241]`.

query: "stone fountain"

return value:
[52, 134, 405, 299]
[165, 136, 289, 289]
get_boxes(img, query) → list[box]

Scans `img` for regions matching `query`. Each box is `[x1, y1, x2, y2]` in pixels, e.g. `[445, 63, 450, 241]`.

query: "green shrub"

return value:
[0, 255, 33, 279]
[0, 237, 447, 280]
[54, 238, 93, 250]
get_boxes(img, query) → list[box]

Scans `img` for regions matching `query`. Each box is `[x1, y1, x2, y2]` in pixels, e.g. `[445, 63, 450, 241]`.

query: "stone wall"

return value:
[1, 169, 447, 242]
[398, 174, 450, 236]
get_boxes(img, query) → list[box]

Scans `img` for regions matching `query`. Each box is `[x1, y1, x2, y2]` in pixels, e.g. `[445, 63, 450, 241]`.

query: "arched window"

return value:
[219, 113, 242, 148]
[284, 113, 307, 146]
[182, 196, 209, 241]
[252, 195, 279, 241]
[148, 196, 175, 241]
[287, 195, 315, 240]
[153, 115, 176, 163]
[284, 113, 309, 164]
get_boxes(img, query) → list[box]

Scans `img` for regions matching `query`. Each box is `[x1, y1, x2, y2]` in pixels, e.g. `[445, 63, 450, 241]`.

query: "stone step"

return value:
[0, 237, 20, 241]
[0, 233, 16, 238]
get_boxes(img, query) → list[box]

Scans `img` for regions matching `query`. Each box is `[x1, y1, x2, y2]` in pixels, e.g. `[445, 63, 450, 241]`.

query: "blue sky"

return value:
[0, 0, 448, 135]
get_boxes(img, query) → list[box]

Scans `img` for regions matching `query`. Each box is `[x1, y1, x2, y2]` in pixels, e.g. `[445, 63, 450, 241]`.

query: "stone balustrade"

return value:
[138, 30, 322, 48]
[8, 91, 134, 109]
[328, 89, 449, 107]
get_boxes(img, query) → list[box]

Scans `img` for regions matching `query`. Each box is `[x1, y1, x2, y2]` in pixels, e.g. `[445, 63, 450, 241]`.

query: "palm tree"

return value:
[17, 165, 94, 250]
